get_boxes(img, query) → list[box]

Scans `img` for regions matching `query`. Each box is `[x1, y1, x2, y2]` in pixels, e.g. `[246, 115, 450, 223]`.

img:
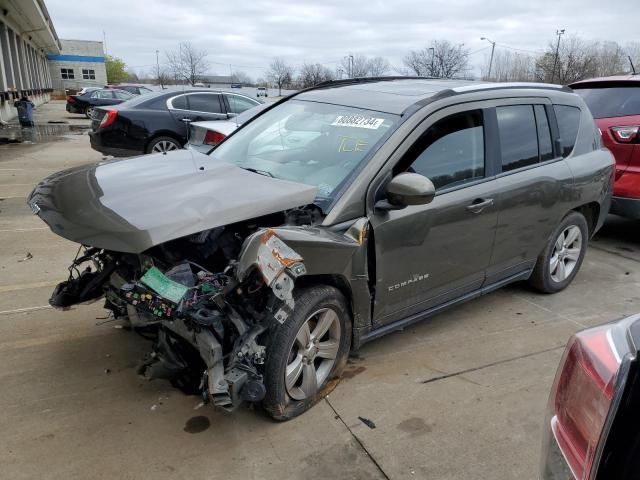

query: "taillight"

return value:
[99, 109, 118, 129]
[66, 96, 75, 103]
[610, 126, 640, 143]
[541, 319, 640, 480]
[203, 130, 226, 146]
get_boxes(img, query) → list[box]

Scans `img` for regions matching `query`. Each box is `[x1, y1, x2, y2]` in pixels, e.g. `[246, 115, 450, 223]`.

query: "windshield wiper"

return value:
[241, 167, 274, 178]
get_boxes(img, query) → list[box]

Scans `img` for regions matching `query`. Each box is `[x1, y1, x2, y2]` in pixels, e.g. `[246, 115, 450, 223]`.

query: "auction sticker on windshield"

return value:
[332, 115, 384, 129]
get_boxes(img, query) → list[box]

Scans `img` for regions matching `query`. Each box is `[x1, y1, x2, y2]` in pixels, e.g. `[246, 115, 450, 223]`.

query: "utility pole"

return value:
[428, 47, 435, 77]
[480, 37, 496, 80]
[348, 54, 354, 78]
[156, 49, 161, 87]
[552, 29, 565, 84]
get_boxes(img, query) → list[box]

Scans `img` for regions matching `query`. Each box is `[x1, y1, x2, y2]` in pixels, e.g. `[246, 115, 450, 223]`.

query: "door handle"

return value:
[466, 198, 494, 214]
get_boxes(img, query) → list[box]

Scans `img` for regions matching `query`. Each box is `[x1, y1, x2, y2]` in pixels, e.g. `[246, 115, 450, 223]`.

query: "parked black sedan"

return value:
[89, 89, 261, 156]
[66, 88, 135, 119]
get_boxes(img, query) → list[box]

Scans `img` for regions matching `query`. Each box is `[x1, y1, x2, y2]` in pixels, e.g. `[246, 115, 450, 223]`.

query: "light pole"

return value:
[480, 37, 496, 80]
[349, 54, 354, 78]
[552, 29, 565, 84]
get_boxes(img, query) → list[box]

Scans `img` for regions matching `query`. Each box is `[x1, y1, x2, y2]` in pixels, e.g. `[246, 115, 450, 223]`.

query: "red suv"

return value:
[571, 75, 640, 219]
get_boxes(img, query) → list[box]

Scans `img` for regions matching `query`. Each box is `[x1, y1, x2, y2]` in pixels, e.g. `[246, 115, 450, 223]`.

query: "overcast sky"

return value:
[46, 0, 637, 79]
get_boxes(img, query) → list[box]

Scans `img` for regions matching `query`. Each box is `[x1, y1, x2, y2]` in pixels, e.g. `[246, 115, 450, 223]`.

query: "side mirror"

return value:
[376, 173, 436, 211]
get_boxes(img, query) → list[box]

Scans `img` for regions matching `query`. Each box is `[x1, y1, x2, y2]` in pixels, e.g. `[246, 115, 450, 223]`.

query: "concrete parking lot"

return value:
[1, 101, 639, 480]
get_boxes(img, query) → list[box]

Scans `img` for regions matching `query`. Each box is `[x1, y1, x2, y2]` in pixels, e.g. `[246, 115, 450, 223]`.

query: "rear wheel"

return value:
[529, 211, 588, 293]
[84, 106, 94, 119]
[146, 136, 181, 154]
[262, 286, 351, 421]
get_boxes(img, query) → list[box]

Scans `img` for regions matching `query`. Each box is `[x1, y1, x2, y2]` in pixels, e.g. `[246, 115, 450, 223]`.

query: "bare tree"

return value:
[403, 49, 434, 76]
[157, 67, 172, 88]
[340, 54, 368, 78]
[595, 41, 626, 77]
[166, 42, 209, 86]
[267, 58, 294, 95]
[367, 56, 390, 76]
[403, 40, 470, 78]
[230, 70, 253, 86]
[432, 40, 470, 78]
[298, 63, 334, 88]
[481, 50, 536, 82]
[535, 36, 600, 84]
[339, 54, 391, 78]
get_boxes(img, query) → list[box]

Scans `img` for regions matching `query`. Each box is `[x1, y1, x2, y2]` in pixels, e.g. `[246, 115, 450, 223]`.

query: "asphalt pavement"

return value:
[1, 101, 639, 480]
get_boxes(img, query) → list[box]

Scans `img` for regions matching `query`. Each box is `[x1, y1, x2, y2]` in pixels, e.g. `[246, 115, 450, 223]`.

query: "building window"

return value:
[60, 68, 74, 80]
[82, 69, 96, 80]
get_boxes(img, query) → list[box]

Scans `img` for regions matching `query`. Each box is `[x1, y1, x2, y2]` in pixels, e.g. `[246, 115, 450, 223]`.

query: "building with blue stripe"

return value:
[46, 39, 107, 94]
[0, 0, 106, 122]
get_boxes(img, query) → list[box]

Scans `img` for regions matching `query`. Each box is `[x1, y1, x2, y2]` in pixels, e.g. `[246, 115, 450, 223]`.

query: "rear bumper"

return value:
[89, 131, 143, 157]
[610, 196, 640, 220]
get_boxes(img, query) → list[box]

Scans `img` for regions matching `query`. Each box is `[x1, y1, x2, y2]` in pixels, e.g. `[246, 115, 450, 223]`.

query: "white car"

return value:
[188, 102, 269, 153]
[257, 87, 268, 98]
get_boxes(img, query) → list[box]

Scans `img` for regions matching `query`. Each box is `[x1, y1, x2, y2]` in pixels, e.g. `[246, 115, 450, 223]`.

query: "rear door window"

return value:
[534, 105, 554, 162]
[554, 105, 581, 157]
[497, 105, 539, 172]
[225, 94, 259, 114]
[187, 94, 224, 114]
[401, 110, 485, 190]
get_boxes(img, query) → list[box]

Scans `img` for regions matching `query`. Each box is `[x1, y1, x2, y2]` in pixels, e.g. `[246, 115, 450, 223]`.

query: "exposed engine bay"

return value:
[50, 206, 323, 410]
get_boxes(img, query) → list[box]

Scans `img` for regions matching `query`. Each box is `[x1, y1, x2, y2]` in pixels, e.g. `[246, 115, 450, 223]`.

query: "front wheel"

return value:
[529, 211, 588, 293]
[262, 286, 351, 421]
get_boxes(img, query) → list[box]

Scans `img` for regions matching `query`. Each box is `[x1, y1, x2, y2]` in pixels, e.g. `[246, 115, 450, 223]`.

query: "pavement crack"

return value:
[420, 345, 565, 385]
[590, 243, 640, 264]
[324, 397, 391, 480]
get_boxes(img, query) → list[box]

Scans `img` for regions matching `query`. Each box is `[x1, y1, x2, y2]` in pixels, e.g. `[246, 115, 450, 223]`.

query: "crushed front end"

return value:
[51, 225, 308, 411]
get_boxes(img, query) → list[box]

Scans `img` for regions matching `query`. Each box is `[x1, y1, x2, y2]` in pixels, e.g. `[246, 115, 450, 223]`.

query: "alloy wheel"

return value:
[285, 308, 341, 401]
[550, 225, 582, 283]
[85, 107, 94, 118]
[152, 140, 179, 153]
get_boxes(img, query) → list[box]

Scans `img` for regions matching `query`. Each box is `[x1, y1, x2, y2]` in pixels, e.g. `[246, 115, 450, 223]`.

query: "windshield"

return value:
[574, 86, 640, 119]
[209, 99, 399, 210]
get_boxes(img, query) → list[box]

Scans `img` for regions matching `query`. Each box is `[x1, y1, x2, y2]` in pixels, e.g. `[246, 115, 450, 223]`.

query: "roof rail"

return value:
[314, 76, 438, 89]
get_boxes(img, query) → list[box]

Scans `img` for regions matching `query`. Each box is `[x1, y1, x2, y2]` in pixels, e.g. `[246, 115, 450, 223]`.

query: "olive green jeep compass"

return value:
[29, 78, 614, 419]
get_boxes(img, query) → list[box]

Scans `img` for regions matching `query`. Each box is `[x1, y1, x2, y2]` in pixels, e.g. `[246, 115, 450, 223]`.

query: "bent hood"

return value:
[28, 149, 317, 253]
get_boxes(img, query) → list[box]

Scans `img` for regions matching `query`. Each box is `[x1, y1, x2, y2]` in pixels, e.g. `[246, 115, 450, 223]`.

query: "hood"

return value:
[28, 149, 317, 253]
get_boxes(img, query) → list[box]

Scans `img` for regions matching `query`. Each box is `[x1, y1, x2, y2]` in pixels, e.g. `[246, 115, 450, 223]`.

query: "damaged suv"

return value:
[28, 78, 613, 419]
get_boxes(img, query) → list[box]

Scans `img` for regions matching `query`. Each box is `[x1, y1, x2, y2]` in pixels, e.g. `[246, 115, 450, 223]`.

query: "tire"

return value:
[262, 285, 351, 421]
[146, 136, 181, 154]
[529, 211, 588, 293]
[84, 106, 94, 119]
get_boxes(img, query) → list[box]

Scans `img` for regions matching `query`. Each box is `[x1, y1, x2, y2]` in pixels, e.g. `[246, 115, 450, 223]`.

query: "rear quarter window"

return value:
[170, 95, 188, 110]
[553, 105, 581, 157]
